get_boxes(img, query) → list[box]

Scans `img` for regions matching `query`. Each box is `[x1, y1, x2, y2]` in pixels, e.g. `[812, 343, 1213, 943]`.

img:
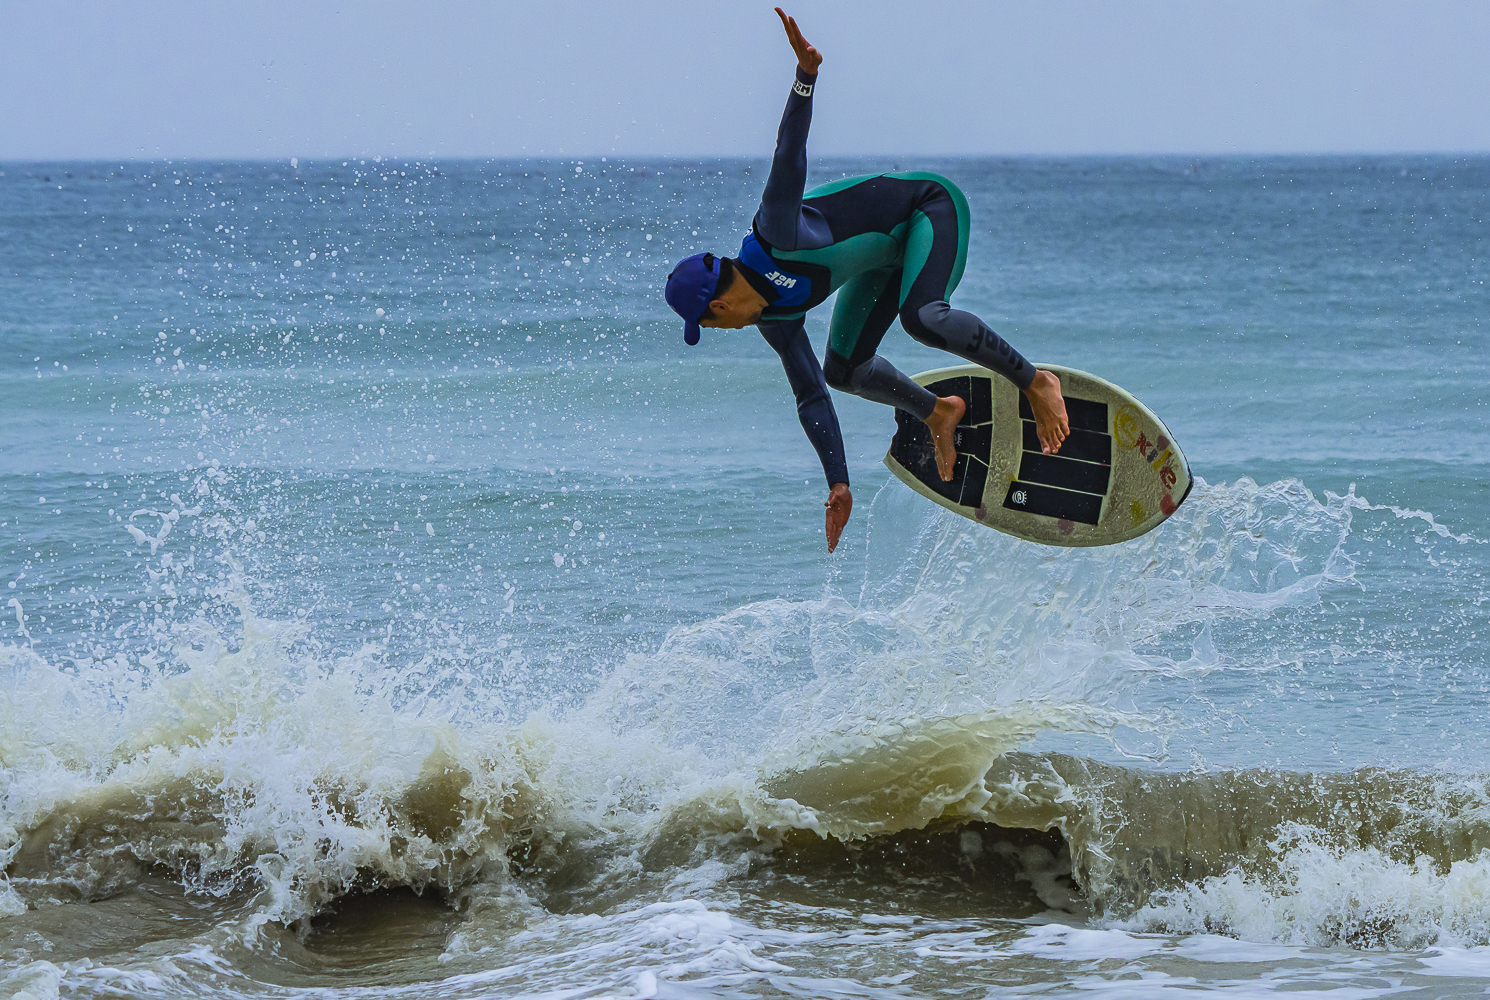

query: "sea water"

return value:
[1, 155, 1488, 997]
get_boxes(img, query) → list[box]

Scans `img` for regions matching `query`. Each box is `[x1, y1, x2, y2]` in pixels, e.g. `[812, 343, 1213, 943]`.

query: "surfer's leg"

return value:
[895, 185, 1032, 390]
[824, 267, 964, 480]
[896, 181, 1069, 454]
[823, 268, 936, 419]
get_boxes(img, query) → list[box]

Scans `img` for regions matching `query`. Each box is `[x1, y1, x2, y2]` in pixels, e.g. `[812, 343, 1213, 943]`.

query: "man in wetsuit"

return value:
[665, 8, 1069, 552]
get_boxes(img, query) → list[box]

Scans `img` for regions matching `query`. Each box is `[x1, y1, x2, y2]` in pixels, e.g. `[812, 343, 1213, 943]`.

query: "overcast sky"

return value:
[4, 0, 1488, 160]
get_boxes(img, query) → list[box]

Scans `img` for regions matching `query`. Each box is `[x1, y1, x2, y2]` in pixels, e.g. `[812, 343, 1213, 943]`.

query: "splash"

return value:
[0, 470, 1467, 962]
[1127, 821, 1490, 950]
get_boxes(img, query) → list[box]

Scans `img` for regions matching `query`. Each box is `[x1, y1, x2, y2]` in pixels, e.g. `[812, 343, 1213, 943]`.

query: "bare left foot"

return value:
[924, 395, 966, 481]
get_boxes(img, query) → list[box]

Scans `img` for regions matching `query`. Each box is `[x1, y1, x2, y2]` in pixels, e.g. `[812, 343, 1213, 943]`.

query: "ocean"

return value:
[1, 153, 1488, 997]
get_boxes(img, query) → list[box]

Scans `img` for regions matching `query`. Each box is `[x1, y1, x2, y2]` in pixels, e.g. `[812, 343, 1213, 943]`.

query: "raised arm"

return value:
[755, 10, 824, 251]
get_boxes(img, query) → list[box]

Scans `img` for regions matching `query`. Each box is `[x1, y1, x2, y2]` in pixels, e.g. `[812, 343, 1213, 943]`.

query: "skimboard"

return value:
[884, 365, 1192, 547]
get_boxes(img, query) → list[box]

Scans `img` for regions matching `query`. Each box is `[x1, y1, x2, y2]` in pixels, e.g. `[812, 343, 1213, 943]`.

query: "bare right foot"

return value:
[1024, 370, 1069, 454]
[924, 395, 966, 481]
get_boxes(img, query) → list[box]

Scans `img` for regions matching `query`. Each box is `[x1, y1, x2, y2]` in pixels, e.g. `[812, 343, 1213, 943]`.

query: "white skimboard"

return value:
[884, 365, 1192, 547]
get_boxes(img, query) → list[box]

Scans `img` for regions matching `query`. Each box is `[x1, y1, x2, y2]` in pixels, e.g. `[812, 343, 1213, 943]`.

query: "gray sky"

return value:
[4, 0, 1488, 160]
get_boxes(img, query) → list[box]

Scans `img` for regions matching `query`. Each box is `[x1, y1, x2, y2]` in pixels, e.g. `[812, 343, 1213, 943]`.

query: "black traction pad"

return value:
[889, 375, 994, 510]
[890, 410, 988, 509]
[928, 376, 991, 426]
[1017, 451, 1112, 496]
[1002, 480, 1103, 524]
[1008, 395, 1111, 525]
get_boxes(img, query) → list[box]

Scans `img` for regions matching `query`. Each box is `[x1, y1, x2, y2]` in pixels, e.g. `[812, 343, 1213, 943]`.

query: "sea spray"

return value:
[0, 471, 1385, 939]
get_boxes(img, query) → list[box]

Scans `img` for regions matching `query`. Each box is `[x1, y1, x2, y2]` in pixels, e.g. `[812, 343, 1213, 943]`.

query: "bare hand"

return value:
[775, 8, 822, 75]
[824, 482, 852, 552]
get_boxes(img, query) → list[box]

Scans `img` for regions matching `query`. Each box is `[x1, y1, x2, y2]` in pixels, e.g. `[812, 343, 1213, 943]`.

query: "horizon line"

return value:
[4, 150, 1490, 166]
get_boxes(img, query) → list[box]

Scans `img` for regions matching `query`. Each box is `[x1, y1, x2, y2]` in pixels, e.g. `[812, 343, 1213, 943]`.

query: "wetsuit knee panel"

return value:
[902, 301, 950, 349]
[822, 350, 853, 391]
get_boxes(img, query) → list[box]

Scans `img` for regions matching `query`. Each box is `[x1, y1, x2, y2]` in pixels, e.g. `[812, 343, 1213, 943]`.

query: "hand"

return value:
[824, 482, 852, 553]
[775, 8, 822, 75]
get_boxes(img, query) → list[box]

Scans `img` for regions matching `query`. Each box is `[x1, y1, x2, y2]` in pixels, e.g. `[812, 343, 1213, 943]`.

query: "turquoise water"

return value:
[3, 155, 1490, 997]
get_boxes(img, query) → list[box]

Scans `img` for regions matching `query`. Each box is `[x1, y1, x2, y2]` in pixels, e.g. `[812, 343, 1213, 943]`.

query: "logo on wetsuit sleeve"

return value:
[793, 80, 813, 97]
[764, 271, 798, 289]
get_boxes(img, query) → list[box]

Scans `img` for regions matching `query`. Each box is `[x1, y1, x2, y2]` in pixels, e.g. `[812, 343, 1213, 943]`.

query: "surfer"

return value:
[665, 8, 1068, 552]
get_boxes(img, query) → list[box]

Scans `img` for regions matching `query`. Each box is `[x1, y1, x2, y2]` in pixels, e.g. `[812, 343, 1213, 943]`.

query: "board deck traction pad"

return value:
[884, 364, 1193, 547]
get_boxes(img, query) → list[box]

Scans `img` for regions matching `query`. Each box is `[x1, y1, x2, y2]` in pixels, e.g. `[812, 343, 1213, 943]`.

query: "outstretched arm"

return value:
[759, 320, 847, 487]
[759, 319, 854, 551]
[755, 10, 822, 251]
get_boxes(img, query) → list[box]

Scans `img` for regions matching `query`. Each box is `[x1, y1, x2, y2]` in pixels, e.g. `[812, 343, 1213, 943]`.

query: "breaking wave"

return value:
[4, 470, 1485, 961]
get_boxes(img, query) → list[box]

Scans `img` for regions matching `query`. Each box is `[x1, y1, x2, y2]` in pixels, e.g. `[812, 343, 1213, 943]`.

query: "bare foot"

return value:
[1024, 370, 1069, 454]
[924, 395, 966, 481]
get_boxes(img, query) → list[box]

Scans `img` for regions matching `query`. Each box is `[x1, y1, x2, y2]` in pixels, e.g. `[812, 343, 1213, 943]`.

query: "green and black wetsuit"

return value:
[744, 66, 1036, 487]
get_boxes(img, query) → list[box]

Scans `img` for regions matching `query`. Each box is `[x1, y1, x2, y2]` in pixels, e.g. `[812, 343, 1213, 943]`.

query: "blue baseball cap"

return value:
[665, 252, 727, 345]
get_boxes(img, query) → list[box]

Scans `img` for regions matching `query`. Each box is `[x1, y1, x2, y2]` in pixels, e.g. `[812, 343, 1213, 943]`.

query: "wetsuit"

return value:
[743, 67, 1035, 488]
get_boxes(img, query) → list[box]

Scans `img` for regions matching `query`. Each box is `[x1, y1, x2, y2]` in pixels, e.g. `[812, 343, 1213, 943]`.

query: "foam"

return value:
[1126, 827, 1490, 950]
[1012, 922, 1163, 961]
[438, 899, 815, 997]
[0, 961, 61, 1000]
[997, 923, 1308, 965]
[1416, 945, 1490, 977]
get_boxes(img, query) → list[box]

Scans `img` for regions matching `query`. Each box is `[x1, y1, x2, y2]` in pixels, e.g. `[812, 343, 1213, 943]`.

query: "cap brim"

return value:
[683, 321, 701, 346]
